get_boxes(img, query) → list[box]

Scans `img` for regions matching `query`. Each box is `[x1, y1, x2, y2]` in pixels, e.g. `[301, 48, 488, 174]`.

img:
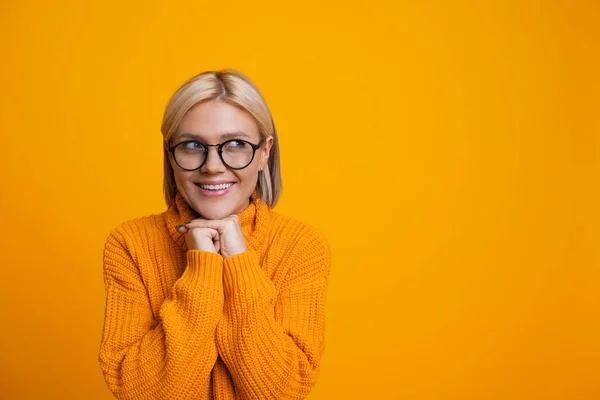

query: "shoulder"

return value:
[103, 212, 165, 253]
[268, 210, 331, 277]
[269, 211, 329, 250]
[102, 213, 168, 280]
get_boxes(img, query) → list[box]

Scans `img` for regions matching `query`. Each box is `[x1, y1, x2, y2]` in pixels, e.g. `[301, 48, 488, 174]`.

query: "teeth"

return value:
[199, 183, 234, 190]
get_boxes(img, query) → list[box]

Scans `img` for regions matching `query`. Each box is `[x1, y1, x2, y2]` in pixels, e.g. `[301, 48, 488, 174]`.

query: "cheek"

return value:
[239, 170, 259, 186]
[172, 169, 194, 185]
[171, 169, 183, 181]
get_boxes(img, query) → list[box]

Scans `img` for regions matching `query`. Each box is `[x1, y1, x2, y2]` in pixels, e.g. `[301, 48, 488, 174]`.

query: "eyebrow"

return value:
[178, 131, 251, 141]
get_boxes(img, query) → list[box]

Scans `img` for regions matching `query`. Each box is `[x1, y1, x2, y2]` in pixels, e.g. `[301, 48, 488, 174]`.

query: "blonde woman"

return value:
[98, 69, 331, 399]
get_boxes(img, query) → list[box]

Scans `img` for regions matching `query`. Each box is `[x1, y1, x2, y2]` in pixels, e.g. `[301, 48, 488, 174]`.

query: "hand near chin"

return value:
[176, 215, 247, 259]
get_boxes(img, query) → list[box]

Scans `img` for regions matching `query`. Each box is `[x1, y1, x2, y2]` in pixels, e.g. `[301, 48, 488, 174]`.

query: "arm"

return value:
[215, 226, 331, 399]
[98, 224, 224, 399]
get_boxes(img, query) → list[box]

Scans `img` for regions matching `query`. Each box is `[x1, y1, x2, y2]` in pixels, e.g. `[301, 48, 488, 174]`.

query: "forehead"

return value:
[174, 100, 259, 142]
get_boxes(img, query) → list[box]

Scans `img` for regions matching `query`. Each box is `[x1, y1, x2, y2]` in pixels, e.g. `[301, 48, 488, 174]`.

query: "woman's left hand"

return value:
[176, 215, 248, 259]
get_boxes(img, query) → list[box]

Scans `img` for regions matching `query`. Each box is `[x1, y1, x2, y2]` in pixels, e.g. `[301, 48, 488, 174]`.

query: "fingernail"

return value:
[175, 224, 184, 229]
[184, 221, 191, 224]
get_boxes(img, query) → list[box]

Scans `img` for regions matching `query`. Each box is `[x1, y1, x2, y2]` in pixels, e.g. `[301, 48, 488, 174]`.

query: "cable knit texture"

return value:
[99, 189, 331, 399]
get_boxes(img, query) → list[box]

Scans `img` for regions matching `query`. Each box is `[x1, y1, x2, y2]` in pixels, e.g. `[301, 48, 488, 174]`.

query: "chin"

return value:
[196, 206, 231, 220]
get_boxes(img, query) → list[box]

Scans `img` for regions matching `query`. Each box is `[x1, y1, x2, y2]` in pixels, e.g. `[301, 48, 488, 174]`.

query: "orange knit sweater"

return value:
[98, 191, 331, 399]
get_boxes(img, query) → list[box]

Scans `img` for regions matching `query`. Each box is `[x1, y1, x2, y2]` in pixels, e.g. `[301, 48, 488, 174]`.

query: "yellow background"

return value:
[1, 0, 599, 399]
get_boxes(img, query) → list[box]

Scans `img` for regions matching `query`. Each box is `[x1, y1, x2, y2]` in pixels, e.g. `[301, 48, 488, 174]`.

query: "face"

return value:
[167, 100, 273, 220]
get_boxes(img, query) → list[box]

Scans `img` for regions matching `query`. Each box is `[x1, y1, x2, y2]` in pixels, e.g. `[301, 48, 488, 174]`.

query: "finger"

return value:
[206, 228, 220, 254]
[176, 222, 220, 233]
[182, 218, 239, 232]
[182, 220, 223, 231]
[189, 226, 219, 240]
[185, 227, 220, 253]
[214, 236, 221, 254]
[210, 228, 220, 244]
[210, 228, 221, 253]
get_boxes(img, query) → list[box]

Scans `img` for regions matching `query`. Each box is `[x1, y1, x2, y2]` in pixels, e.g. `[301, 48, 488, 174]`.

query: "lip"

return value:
[194, 182, 235, 197]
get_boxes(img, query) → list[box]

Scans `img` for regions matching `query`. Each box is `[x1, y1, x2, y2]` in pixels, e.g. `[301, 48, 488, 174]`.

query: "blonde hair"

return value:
[160, 69, 282, 208]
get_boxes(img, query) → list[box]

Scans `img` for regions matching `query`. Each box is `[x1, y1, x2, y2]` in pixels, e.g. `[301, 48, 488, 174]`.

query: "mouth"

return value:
[194, 182, 236, 197]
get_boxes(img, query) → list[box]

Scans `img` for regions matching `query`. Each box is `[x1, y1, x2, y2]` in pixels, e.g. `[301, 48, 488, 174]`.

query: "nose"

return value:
[200, 146, 226, 173]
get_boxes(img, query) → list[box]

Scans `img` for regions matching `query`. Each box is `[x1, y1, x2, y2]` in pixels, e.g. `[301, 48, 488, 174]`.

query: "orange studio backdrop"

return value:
[1, 0, 599, 399]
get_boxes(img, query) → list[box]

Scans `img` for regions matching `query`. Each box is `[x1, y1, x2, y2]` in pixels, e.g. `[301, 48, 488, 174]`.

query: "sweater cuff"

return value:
[222, 250, 272, 294]
[185, 250, 224, 288]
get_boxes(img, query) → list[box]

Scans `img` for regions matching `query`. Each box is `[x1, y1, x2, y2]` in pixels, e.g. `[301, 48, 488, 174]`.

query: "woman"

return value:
[98, 69, 331, 399]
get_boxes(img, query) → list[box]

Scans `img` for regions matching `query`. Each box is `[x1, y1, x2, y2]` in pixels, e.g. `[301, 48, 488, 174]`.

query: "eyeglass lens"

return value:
[174, 140, 255, 170]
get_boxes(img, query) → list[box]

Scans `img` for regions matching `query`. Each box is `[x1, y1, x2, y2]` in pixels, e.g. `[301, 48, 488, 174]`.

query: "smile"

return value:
[194, 182, 235, 197]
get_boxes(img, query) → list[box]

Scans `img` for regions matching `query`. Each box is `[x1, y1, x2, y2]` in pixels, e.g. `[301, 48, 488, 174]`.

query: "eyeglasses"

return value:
[168, 137, 265, 171]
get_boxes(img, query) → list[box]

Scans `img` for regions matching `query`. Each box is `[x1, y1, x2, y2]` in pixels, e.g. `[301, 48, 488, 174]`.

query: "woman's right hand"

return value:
[177, 225, 221, 254]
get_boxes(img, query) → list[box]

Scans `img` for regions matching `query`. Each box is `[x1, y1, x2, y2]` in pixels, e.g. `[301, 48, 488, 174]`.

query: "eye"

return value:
[223, 139, 248, 149]
[181, 141, 205, 152]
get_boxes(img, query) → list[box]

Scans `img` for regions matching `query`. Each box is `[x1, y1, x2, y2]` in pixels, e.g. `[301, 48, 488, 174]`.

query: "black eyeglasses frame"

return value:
[167, 137, 265, 171]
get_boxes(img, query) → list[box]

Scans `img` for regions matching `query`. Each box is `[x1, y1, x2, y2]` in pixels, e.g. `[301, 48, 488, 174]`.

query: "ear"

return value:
[164, 140, 175, 165]
[260, 136, 274, 168]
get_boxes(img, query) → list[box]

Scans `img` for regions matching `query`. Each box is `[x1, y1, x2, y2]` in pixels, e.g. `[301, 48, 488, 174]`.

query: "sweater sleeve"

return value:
[215, 226, 331, 399]
[98, 225, 224, 399]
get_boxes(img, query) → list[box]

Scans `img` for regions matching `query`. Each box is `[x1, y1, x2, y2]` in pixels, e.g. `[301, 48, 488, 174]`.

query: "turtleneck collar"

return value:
[164, 188, 270, 253]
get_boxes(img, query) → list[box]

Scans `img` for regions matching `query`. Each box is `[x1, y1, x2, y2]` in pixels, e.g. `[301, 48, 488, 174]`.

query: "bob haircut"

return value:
[160, 69, 282, 209]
